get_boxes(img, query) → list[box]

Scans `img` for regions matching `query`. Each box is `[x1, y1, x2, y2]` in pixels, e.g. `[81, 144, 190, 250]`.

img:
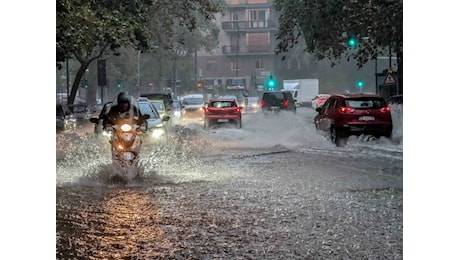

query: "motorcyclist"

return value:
[103, 92, 142, 129]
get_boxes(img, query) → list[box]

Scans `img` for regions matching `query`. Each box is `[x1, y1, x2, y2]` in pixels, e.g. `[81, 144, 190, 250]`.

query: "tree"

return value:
[274, 0, 403, 93]
[56, 0, 223, 105]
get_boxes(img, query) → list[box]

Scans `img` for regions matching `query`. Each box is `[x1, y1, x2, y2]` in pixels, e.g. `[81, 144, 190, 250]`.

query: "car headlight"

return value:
[152, 128, 165, 138]
[102, 130, 112, 138]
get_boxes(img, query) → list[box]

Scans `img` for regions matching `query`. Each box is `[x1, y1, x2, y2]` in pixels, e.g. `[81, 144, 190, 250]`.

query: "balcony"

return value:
[222, 20, 278, 32]
[226, 0, 273, 8]
[222, 44, 272, 55]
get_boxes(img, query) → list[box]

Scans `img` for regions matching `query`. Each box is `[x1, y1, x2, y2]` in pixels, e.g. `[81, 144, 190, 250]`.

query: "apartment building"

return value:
[195, 0, 280, 98]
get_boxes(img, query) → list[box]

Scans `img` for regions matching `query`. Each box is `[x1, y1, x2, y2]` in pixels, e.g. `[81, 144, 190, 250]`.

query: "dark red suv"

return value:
[314, 93, 392, 146]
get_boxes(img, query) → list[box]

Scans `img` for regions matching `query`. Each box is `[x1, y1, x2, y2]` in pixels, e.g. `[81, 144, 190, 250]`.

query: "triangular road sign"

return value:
[383, 73, 398, 86]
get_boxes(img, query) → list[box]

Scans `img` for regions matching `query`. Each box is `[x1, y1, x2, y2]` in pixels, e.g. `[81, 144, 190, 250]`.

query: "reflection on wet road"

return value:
[57, 187, 175, 258]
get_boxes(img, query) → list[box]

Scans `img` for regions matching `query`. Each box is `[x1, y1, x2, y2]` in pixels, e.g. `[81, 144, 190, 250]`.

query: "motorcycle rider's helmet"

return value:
[117, 92, 131, 111]
[117, 91, 130, 105]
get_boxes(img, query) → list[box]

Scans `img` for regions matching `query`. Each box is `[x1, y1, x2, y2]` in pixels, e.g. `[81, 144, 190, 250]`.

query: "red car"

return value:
[314, 93, 392, 146]
[203, 98, 243, 129]
[311, 94, 331, 109]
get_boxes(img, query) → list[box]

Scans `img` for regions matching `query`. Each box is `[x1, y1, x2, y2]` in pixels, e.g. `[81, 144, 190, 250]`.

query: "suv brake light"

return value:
[339, 107, 355, 113]
[283, 100, 289, 107]
[260, 100, 265, 106]
[379, 106, 390, 113]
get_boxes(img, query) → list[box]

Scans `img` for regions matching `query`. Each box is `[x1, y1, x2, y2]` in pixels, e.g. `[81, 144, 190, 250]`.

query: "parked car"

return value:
[203, 98, 243, 129]
[56, 103, 76, 132]
[314, 93, 392, 146]
[311, 94, 331, 109]
[181, 94, 205, 119]
[260, 91, 297, 113]
[138, 99, 170, 142]
[386, 94, 403, 105]
[68, 103, 92, 121]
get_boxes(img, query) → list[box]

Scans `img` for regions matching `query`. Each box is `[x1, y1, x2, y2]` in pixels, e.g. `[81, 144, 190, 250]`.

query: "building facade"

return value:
[195, 0, 280, 99]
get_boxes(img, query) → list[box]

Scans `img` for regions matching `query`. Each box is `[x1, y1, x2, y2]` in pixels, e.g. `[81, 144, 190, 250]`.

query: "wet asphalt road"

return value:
[56, 107, 403, 259]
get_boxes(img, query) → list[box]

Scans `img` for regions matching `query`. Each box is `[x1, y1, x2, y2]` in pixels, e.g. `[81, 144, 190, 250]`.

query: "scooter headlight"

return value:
[120, 123, 132, 132]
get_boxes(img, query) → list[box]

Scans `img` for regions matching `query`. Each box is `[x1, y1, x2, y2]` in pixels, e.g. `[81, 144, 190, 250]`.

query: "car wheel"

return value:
[236, 117, 242, 129]
[204, 118, 211, 129]
[331, 126, 347, 147]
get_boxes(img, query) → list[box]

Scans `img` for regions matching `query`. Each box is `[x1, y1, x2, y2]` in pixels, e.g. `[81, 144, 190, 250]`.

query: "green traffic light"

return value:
[347, 37, 358, 48]
[356, 80, 364, 88]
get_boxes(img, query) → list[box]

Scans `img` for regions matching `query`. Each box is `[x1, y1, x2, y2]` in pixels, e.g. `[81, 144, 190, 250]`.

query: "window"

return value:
[255, 59, 265, 69]
[248, 9, 268, 28]
[231, 59, 240, 71]
[206, 58, 217, 70]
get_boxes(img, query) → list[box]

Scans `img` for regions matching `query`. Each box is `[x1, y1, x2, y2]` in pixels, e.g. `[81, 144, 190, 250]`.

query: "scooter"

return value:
[106, 117, 148, 179]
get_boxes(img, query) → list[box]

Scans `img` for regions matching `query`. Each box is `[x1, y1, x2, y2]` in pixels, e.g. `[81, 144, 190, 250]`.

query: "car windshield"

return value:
[139, 102, 159, 119]
[345, 98, 386, 109]
[183, 97, 204, 105]
[151, 101, 164, 111]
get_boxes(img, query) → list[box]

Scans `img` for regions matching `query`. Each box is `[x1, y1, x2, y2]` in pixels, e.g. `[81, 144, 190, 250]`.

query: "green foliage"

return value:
[57, 0, 223, 104]
[274, 0, 402, 69]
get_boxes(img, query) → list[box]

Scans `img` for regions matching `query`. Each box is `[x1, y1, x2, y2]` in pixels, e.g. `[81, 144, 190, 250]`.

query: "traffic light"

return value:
[266, 75, 276, 90]
[80, 79, 88, 89]
[117, 80, 122, 88]
[347, 36, 358, 49]
[356, 80, 364, 89]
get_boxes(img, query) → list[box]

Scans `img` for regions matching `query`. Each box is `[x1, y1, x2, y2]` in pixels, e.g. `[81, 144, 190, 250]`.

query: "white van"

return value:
[181, 94, 205, 119]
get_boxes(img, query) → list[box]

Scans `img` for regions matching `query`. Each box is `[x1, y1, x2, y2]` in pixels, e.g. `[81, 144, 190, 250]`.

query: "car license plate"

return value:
[217, 119, 229, 122]
[359, 116, 375, 121]
[271, 106, 280, 110]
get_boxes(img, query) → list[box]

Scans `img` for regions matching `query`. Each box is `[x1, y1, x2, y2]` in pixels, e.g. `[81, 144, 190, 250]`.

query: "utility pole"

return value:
[236, 22, 240, 78]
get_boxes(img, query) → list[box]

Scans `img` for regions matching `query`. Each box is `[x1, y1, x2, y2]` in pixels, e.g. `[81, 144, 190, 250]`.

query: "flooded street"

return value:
[56, 107, 403, 258]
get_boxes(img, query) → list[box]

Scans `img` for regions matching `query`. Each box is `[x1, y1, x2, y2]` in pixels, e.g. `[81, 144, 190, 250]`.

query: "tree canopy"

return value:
[274, 0, 403, 91]
[56, 0, 223, 104]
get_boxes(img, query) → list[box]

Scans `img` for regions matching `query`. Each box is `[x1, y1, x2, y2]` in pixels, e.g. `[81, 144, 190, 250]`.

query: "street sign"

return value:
[242, 89, 249, 97]
[383, 73, 398, 86]
[260, 71, 271, 76]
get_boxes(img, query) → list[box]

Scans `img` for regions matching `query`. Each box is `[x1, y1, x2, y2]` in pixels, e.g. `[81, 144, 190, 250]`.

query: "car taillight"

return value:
[260, 100, 265, 106]
[318, 99, 323, 104]
[339, 107, 355, 113]
[235, 107, 241, 113]
[204, 108, 210, 113]
[379, 106, 390, 113]
[283, 100, 289, 107]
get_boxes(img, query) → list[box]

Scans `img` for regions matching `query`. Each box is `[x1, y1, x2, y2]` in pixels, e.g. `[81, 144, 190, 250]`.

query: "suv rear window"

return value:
[263, 92, 290, 101]
[345, 98, 386, 109]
